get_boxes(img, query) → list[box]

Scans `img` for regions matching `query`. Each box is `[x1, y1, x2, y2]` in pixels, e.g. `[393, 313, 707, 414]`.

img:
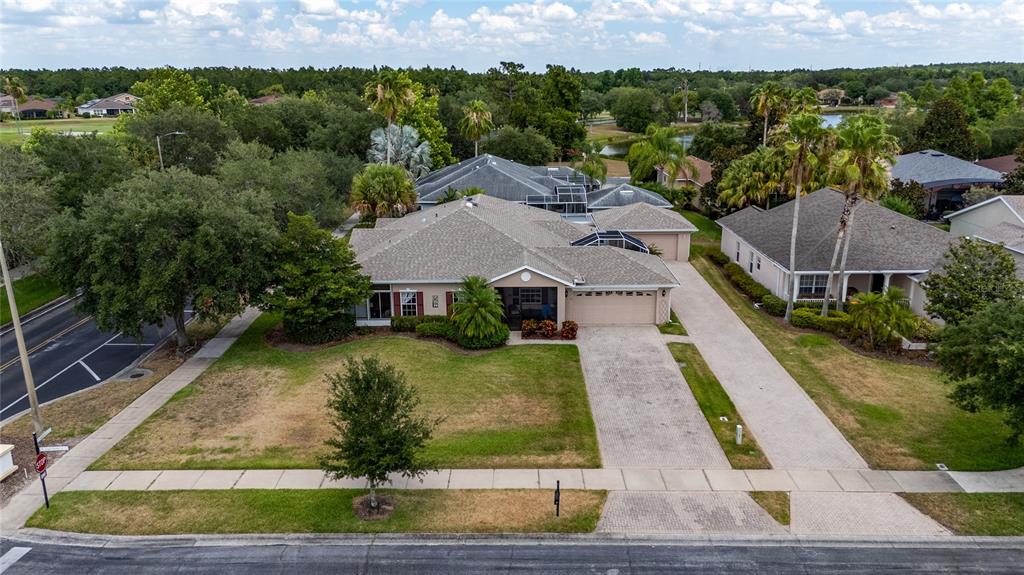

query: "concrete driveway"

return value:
[576, 326, 729, 469]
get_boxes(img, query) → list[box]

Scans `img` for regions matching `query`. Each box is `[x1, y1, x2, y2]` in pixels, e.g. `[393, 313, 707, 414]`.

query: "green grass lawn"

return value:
[0, 117, 118, 142]
[692, 256, 1024, 471]
[92, 313, 600, 470]
[668, 342, 770, 469]
[0, 274, 64, 325]
[901, 494, 1024, 536]
[679, 210, 721, 244]
[658, 309, 687, 336]
[749, 491, 790, 525]
[26, 489, 606, 535]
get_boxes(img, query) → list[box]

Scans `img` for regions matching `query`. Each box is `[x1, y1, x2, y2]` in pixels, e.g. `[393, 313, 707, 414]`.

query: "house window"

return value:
[798, 274, 829, 297]
[756, 256, 761, 271]
[748, 251, 755, 273]
[400, 292, 418, 316]
[735, 241, 741, 262]
[519, 288, 542, 304]
[367, 292, 392, 319]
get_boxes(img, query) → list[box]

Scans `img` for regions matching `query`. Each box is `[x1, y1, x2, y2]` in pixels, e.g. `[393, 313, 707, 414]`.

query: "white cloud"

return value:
[632, 31, 667, 44]
[2, 0, 55, 12]
[299, 0, 337, 14]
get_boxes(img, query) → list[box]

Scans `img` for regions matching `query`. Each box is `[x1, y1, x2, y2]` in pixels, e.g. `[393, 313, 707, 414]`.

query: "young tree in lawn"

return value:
[922, 237, 1024, 325]
[459, 99, 494, 157]
[821, 115, 899, 315]
[350, 163, 417, 218]
[46, 168, 277, 352]
[363, 70, 417, 164]
[262, 213, 372, 344]
[320, 356, 438, 511]
[936, 299, 1024, 443]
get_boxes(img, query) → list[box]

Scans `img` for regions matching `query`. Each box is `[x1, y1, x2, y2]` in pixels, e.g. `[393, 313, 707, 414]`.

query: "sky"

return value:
[1, 0, 1022, 72]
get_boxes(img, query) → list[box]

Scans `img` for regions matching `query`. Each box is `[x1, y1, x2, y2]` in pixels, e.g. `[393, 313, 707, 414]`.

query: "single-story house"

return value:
[976, 154, 1021, 176]
[946, 195, 1024, 280]
[717, 188, 952, 317]
[0, 93, 16, 115]
[655, 156, 713, 209]
[876, 94, 900, 108]
[16, 98, 61, 119]
[349, 195, 688, 328]
[591, 201, 697, 261]
[586, 183, 672, 211]
[76, 93, 138, 117]
[889, 149, 1005, 216]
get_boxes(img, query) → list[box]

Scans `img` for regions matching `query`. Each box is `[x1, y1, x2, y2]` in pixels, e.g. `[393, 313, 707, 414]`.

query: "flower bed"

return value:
[522, 319, 578, 341]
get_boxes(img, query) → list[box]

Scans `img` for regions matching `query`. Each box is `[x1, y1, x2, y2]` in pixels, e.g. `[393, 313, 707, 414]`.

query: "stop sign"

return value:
[35, 452, 47, 474]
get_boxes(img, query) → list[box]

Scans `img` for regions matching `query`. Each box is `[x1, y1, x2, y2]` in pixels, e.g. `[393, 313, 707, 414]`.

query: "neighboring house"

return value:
[946, 195, 1024, 280]
[817, 87, 845, 106]
[349, 195, 685, 328]
[717, 188, 952, 318]
[0, 93, 16, 115]
[655, 155, 714, 209]
[586, 183, 672, 211]
[876, 94, 900, 108]
[976, 154, 1021, 176]
[890, 149, 1005, 216]
[249, 94, 282, 106]
[591, 202, 697, 261]
[76, 93, 138, 117]
[17, 98, 59, 119]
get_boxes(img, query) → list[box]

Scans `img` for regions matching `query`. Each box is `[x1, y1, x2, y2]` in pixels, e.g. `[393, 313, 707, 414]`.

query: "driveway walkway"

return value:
[667, 261, 866, 470]
[576, 326, 729, 469]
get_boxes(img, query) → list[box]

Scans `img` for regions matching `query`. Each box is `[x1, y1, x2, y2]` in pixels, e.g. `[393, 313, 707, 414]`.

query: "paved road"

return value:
[0, 297, 190, 421]
[2, 539, 1023, 573]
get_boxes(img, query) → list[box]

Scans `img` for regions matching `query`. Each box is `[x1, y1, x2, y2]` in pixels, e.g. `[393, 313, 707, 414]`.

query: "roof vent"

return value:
[621, 189, 634, 195]
[931, 152, 944, 157]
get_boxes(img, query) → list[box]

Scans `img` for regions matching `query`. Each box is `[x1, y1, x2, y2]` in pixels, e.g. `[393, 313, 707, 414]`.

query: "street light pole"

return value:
[0, 239, 44, 435]
[682, 78, 689, 124]
[156, 131, 185, 171]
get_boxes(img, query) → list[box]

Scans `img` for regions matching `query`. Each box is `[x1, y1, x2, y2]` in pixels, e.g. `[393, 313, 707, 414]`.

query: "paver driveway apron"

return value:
[667, 261, 867, 470]
[576, 326, 729, 469]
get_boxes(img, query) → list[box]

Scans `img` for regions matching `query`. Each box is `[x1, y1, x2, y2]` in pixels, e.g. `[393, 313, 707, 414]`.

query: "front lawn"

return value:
[26, 489, 606, 535]
[679, 210, 721, 245]
[92, 313, 600, 470]
[0, 274, 63, 325]
[901, 494, 1024, 536]
[692, 256, 1024, 471]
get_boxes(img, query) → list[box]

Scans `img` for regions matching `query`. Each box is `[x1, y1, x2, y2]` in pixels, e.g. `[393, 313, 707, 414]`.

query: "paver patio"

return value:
[790, 492, 950, 537]
[597, 492, 787, 534]
[667, 261, 867, 470]
[575, 326, 729, 469]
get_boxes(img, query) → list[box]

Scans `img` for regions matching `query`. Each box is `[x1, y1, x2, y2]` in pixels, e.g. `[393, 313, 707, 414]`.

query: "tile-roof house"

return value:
[946, 195, 1024, 280]
[349, 195, 680, 328]
[890, 149, 1005, 216]
[717, 188, 953, 317]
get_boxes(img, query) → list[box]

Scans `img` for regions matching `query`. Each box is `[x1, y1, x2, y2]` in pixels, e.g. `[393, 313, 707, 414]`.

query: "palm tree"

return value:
[820, 115, 900, 315]
[789, 87, 820, 114]
[848, 287, 917, 351]
[368, 124, 432, 178]
[628, 125, 696, 187]
[3, 75, 27, 132]
[750, 82, 786, 146]
[363, 70, 417, 164]
[451, 276, 505, 340]
[781, 113, 828, 322]
[717, 146, 786, 209]
[350, 164, 418, 218]
[571, 140, 607, 184]
[459, 100, 494, 157]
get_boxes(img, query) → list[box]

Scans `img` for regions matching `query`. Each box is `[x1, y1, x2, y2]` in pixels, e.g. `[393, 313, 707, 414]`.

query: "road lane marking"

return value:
[0, 547, 31, 573]
[79, 360, 101, 381]
[103, 342, 155, 347]
[0, 294, 80, 337]
[0, 315, 94, 371]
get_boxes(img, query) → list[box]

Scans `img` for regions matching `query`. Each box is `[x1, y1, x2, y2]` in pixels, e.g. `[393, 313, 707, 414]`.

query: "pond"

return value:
[821, 113, 845, 128]
[600, 133, 694, 156]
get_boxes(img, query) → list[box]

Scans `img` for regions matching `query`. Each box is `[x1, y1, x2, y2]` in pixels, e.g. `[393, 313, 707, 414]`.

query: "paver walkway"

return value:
[666, 261, 866, 470]
[791, 492, 950, 537]
[0, 308, 262, 537]
[597, 492, 786, 535]
[576, 326, 729, 469]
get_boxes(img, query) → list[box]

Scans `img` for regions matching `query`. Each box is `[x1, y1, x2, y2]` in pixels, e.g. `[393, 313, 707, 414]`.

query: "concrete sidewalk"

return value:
[0, 308, 262, 536]
[59, 466, 1015, 494]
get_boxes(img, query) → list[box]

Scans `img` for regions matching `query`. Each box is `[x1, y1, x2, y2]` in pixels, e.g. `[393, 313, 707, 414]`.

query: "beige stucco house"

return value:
[946, 195, 1024, 280]
[717, 188, 953, 317]
[349, 195, 696, 328]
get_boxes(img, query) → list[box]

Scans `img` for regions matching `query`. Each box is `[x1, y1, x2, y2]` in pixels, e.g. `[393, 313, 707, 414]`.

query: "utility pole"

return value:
[156, 131, 186, 171]
[0, 238, 44, 434]
[682, 78, 689, 124]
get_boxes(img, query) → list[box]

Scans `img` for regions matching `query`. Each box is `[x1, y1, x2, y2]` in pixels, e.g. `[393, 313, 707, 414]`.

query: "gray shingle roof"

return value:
[717, 188, 953, 272]
[976, 222, 1024, 253]
[890, 149, 1004, 188]
[587, 184, 672, 209]
[350, 195, 678, 287]
[591, 202, 698, 232]
[416, 155, 586, 204]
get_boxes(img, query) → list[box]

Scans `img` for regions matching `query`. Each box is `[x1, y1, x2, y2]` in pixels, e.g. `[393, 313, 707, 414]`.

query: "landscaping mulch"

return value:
[353, 494, 396, 521]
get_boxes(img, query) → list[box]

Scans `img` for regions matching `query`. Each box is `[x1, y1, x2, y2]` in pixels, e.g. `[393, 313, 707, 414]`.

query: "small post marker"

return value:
[554, 480, 561, 517]
[32, 432, 50, 509]
[735, 424, 743, 445]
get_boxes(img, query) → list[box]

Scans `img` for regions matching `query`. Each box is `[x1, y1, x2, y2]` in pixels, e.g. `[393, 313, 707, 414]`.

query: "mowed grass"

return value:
[658, 310, 687, 336]
[679, 210, 721, 244]
[0, 117, 118, 142]
[668, 343, 770, 469]
[901, 494, 1024, 536]
[26, 489, 606, 535]
[749, 491, 790, 526]
[93, 313, 600, 470]
[0, 274, 63, 325]
[692, 257, 1024, 471]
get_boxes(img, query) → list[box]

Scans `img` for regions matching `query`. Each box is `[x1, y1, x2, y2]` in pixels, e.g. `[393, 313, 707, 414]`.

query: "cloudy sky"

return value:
[1, 0, 1022, 72]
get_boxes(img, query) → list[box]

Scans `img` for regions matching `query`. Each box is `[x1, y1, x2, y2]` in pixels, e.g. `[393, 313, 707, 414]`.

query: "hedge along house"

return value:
[348, 195, 686, 329]
[889, 149, 1004, 217]
[717, 189, 952, 318]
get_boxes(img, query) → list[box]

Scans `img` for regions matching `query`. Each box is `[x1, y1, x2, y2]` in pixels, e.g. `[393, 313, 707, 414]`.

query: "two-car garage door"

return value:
[566, 290, 657, 326]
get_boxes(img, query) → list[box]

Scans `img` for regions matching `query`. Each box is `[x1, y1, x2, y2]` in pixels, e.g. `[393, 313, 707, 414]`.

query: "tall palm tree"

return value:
[571, 140, 607, 184]
[3, 75, 27, 132]
[820, 115, 900, 315]
[750, 82, 786, 146]
[451, 276, 505, 340]
[350, 164, 418, 218]
[781, 113, 828, 322]
[789, 87, 820, 114]
[717, 146, 786, 209]
[628, 124, 696, 187]
[363, 70, 417, 164]
[459, 99, 494, 157]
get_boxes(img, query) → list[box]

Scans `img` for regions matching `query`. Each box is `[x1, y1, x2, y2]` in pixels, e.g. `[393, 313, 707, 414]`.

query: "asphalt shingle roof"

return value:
[587, 184, 672, 209]
[976, 154, 1021, 174]
[890, 149, 1004, 188]
[716, 188, 953, 272]
[591, 202, 698, 232]
[976, 221, 1024, 252]
[416, 155, 581, 204]
[350, 195, 677, 287]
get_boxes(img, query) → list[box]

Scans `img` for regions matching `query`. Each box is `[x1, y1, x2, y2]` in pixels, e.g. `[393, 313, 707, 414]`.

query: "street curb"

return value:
[10, 528, 1024, 550]
[0, 294, 75, 334]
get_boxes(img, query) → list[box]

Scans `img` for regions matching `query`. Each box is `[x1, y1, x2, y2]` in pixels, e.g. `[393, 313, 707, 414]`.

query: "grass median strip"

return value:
[692, 256, 1024, 472]
[26, 489, 606, 535]
[900, 493, 1024, 536]
[668, 342, 770, 469]
[658, 310, 687, 336]
[0, 274, 63, 325]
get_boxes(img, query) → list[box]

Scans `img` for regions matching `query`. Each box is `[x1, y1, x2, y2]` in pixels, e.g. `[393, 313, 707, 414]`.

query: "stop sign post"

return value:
[32, 432, 50, 508]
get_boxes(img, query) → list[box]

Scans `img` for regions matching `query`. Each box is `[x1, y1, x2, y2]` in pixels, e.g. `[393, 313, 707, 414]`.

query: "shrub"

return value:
[390, 315, 422, 332]
[283, 313, 357, 344]
[723, 263, 771, 300]
[521, 319, 539, 338]
[456, 324, 510, 349]
[539, 319, 558, 338]
[414, 319, 457, 341]
[706, 248, 730, 266]
[791, 308, 851, 335]
[560, 320, 579, 340]
[760, 294, 787, 317]
[913, 318, 941, 342]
